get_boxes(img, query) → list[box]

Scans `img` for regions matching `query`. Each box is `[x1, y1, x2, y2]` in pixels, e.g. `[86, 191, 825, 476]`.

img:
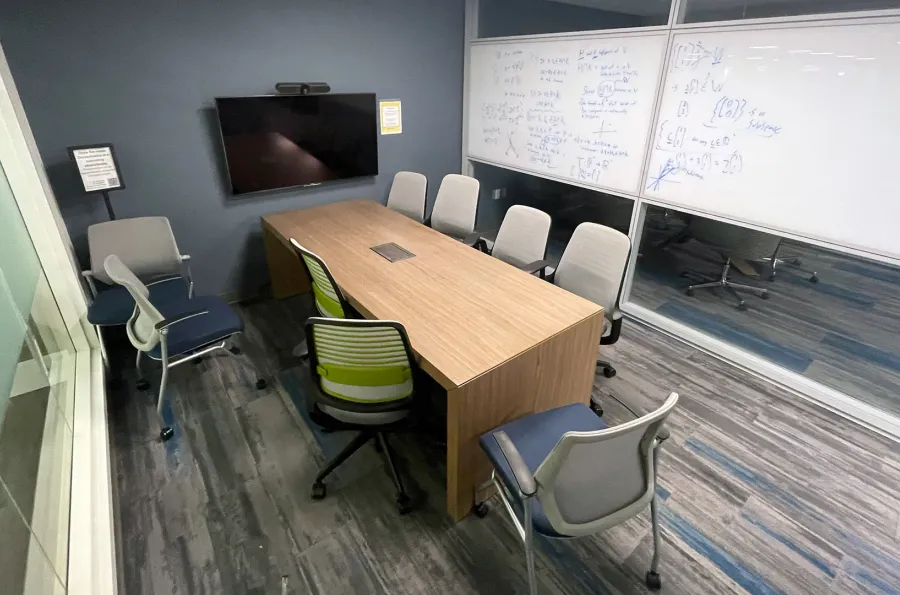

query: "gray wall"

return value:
[0, 0, 465, 296]
[479, 0, 645, 38]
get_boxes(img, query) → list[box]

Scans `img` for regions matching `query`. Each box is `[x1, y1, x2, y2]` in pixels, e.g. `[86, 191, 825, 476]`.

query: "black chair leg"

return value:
[377, 433, 413, 514]
[311, 431, 373, 500]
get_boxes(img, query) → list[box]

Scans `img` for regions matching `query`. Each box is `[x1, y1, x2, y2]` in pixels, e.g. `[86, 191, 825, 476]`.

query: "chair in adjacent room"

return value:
[755, 238, 819, 283]
[83, 216, 193, 330]
[289, 238, 357, 358]
[529, 223, 631, 412]
[474, 392, 679, 595]
[683, 217, 777, 310]
[386, 171, 427, 223]
[426, 174, 480, 239]
[103, 255, 266, 441]
[305, 317, 418, 514]
[474, 205, 552, 272]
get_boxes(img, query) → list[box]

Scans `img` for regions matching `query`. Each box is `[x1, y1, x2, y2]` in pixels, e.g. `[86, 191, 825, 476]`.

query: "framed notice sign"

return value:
[68, 144, 125, 193]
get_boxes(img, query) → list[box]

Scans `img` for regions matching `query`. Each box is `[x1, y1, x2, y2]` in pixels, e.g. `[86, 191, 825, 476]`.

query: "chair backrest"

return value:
[89, 217, 182, 285]
[386, 171, 427, 223]
[290, 239, 350, 319]
[491, 205, 552, 268]
[103, 255, 164, 352]
[534, 392, 679, 538]
[554, 223, 630, 319]
[430, 174, 479, 239]
[690, 217, 781, 259]
[305, 318, 416, 406]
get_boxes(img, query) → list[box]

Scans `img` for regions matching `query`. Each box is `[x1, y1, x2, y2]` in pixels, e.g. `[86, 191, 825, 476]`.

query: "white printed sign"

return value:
[71, 145, 123, 192]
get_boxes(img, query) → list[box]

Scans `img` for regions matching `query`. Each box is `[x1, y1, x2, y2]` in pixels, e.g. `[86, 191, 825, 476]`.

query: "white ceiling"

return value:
[547, 0, 829, 17]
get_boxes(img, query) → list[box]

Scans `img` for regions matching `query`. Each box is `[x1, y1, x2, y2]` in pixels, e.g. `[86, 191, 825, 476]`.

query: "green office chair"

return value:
[305, 317, 417, 514]
[290, 238, 356, 358]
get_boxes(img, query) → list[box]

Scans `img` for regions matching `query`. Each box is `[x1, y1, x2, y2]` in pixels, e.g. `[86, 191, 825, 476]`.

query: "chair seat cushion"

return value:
[148, 295, 243, 359]
[479, 403, 607, 537]
[87, 277, 188, 326]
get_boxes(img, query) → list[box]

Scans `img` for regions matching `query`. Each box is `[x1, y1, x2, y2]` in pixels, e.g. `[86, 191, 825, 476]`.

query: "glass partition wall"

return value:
[0, 160, 75, 594]
[465, 0, 900, 438]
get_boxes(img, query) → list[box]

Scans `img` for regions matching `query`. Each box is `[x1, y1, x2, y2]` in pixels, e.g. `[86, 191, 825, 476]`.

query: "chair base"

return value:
[311, 430, 413, 515]
[597, 359, 616, 378]
[646, 571, 661, 590]
[685, 257, 769, 310]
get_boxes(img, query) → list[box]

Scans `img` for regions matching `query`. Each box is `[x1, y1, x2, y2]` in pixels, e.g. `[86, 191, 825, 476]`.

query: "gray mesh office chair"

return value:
[386, 171, 427, 223]
[426, 174, 480, 239]
[529, 223, 631, 413]
[475, 392, 679, 594]
[685, 218, 779, 310]
[475, 205, 552, 271]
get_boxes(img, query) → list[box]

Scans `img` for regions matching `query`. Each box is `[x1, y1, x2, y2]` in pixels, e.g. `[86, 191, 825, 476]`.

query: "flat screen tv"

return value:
[215, 93, 378, 195]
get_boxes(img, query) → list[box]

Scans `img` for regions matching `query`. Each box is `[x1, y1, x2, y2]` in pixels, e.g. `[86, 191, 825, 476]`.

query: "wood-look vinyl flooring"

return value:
[110, 297, 900, 595]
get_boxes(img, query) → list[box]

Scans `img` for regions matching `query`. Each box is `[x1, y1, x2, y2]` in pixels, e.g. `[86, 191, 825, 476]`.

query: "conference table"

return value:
[262, 199, 604, 520]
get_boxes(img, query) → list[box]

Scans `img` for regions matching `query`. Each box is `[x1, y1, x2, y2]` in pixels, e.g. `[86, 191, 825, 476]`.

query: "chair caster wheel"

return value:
[602, 366, 616, 378]
[397, 494, 413, 515]
[229, 346, 241, 355]
[645, 571, 661, 590]
[160, 427, 174, 441]
[473, 502, 489, 518]
[737, 302, 748, 311]
[256, 379, 267, 390]
[685, 288, 695, 297]
[136, 379, 150, 391]
[768, 274, 776, 282]
[192, 357, 204, 366]
[311, 482, 326, 500]
[590, 401, 604, 417]
[760, 291, 771, 300]
[810, 274, 819, 283]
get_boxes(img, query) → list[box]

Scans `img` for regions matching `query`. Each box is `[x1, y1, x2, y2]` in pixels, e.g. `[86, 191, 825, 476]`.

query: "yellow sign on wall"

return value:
[379, 100, 402, 135]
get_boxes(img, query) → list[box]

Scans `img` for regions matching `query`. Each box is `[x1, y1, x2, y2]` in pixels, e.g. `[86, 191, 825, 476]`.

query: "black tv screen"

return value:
[215, 93, 378, 195]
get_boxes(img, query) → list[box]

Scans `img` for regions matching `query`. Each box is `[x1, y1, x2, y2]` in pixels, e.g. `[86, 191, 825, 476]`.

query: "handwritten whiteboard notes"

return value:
[645, 39, 784, 195]
[468, 35, 666, 194]
[643, 24, 900, 259]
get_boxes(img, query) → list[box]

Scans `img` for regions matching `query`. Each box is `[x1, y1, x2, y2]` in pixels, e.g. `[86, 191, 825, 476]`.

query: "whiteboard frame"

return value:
[464, 1, 900, 440]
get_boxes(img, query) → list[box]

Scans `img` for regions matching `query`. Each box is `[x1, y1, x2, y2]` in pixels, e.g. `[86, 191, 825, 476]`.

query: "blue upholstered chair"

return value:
[474, 393, 679, 595]
[103, 255, 266, 441]
[84, 217, 192, 328]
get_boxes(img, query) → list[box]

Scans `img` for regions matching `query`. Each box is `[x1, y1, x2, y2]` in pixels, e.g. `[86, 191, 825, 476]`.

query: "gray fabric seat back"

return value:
[491, 205, 552, 268]
[89, 216, 182, 285]
[386, 171, 427, 222]
[103, 255, 164, 352]
[554, 222, 630, 321]
[534, 393, 679, 537]
[430, 174, 479, 239]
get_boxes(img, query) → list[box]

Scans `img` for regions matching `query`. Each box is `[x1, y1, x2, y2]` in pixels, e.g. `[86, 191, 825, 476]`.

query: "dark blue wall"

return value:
[0, 0, 465, 296]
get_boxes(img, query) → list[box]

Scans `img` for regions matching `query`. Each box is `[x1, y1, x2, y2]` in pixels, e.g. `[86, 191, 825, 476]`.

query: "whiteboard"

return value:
[467, 34, 666, 195]
[644, 23, 900, 260]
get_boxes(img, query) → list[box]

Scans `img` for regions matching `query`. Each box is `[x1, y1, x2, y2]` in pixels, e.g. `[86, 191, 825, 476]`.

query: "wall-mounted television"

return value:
[214, 93, 378, 195]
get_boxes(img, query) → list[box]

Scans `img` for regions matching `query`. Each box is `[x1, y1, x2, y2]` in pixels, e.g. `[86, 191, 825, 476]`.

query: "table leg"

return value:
[262, 226, 310, 299]
[445, 312, 604, 521]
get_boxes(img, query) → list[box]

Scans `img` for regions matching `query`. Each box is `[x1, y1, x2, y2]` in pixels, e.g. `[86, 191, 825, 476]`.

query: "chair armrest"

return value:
[81, 271, 98, 298]
[519, 259, 552, 279]
[493, 430, 537, 497]
[600, 315, 623, 345]
[462, 232, 482, 247]
[154, 308, 209, 331]
[180, 254, 194, 298]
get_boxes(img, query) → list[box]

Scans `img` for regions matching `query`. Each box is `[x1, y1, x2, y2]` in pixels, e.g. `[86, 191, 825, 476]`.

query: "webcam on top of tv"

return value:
[275, 82, 331, 95]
